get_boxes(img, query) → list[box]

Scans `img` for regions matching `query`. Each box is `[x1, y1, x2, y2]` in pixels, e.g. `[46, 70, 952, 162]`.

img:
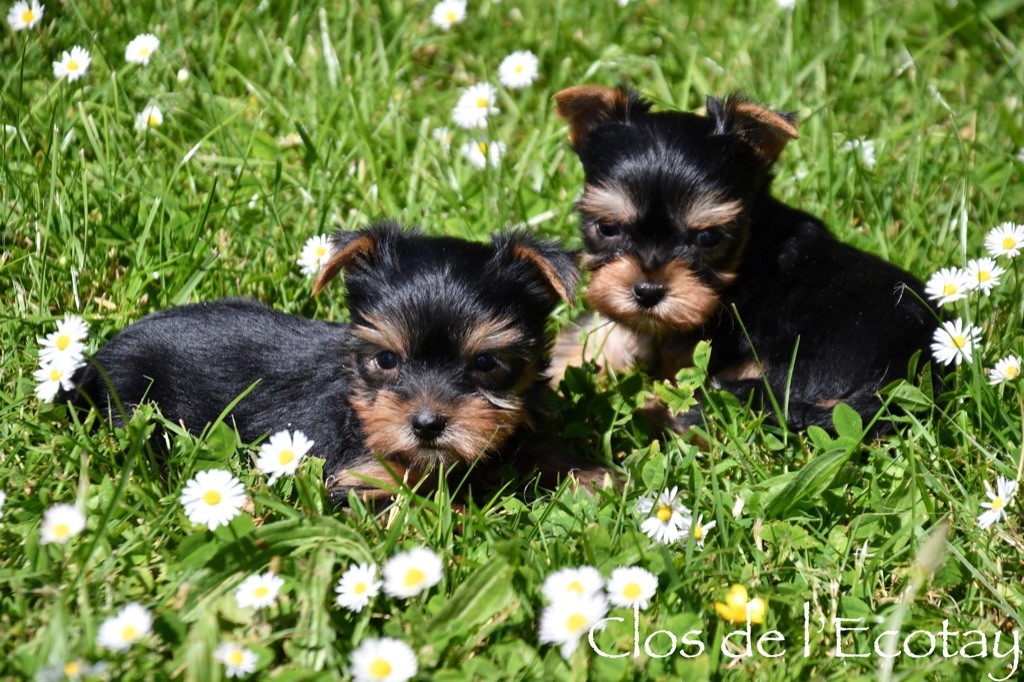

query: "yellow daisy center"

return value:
[694, 525, 704, 539]
[656, 504, 673, 522]
[446, 10, 456, 22]
[56, 334, 71, 350]
[121, 625, 138, 642]
[369, 658, 392, 678]
[147, 114, 159, 127]
[67, 60, 80, 72]
[354, 581, 367, 594]
[942, 283, 957, 295]
[992, 496, 1005, 511]
[404, 568, 425, 588]
[515, 64, 524, 73]
[229, 650, 245, 666]
[203, 490, 222, 505]
[64, 662, 81, 676]
[476, 97, 489, 109]
[952, 334, 966, 349]
[567, 580, 584, 595]
[139, 47, 151, 57]
[1003, 236, 1016, 250]
[49, 368, 64, 382]
[254, 586, 269, 598]
[623, 582, 642, 600]
[53, 523, 70, 539]
[1007, 365, 1020, 378]
[278, 449, 295, 465]
[315, 246, 327, 257]
[566, 613, 587, 633]
[477, 141, 488, 153]
[978, 270, 991, 282]
[21, 9, 34, 23]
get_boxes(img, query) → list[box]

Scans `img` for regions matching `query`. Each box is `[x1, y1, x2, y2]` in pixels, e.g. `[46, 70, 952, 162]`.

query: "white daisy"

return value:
[965, 258, 1004, 295]
[978, 476, 1017, 530]
[0, 490, 6, 519]
[124, 33, 160, 66]
[34, 356, 84, 402]
[841, 138, 876, 168]
[38, 314, 89, 364]
[930, 318, 982, 366]
[540, 566, 604, 603]
[7, 0, 43, 31]
[988, 355, 1022, 385]
[335, 563, 381, 613]
[277, 132, 303, 148]
[235, 571, 285, 610]
[538, 594, 609, 659]
[498, 51, 539, 89]
[179, 469, 246, 530]
[134, 104, 163, 132]
[776, 0, 796, 8]
[96, 602, 152, 652]
[349, 637, 418, 682]
[298, 234, 331, 277]
[429, 0, 466, 31]
[214, 642, 258, 678]
[985, 222, 1024, 259]
[176, 68, 190, 83]
[431, 126, 453, 152]
[636, 486, 691, 544]
[40, 503, 86, 544]
[37, 659, 108, 682]
[452, 83, 499, 130]
[606, 566, 658, 610]
[381, 547, 443, 598]
[53, 46, 92, 83]
[924, 267, 972, 306]
[459, 139, 506, 170]
[685, 513, 716, 549]
[254, 429, 313, 484]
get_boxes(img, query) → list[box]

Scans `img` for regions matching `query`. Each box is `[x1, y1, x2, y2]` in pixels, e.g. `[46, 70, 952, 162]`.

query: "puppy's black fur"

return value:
[62, 221, 600, 503]
[553, 86, 938, 432]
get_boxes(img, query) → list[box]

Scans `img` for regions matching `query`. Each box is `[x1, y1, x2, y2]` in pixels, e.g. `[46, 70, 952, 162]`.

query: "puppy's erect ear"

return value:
[312, 221, 404, 295]
[554, 85, 649, 146]
[498, 231, 581, 307]
[707, 94, 798, 165]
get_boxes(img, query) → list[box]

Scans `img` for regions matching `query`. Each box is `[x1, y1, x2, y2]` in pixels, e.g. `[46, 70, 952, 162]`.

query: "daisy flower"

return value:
[235, 571, 285, 610]
[40, 503, 86, 544]
[431, 126, 453, 152]
[686, 513, 716, 550]
[985, 222, 1024, 259]
[34, 354, 84, 403]
[53, 46, 92, 83]
[7, 0, 43, 31]
[335, 563, 381, 613]
[988, 355, 1022, 385]
[214, 642, 258, 678]
[298, 234, 331, 277]
[38, 314, 89, 364]
[255, 429, 314, 484]
[96, 602, 152, 652]
[452, 83, 499, 130]
[541, 566, 604, 603]
[134, 104, 163, 132]
[349, 637, 418, 682]
[429, 0, 466, 31]
[37, 659, 108, 682]
[125, 33, 160, 66]
[606, 566, 658, 610]
[538, 594, 609, 659]
[776, 0, 796, 8]
[965, 257, 1004, 295]
[177, 68, 190, 83]
[930, 318, 982, 366]
[978, 476, 1017, 530]
[498, 51, 539, 89]
[714, 584, 767, 624]
[179, 469, 246, 530]
[459, 139, 506, 169]
[277, 132, 303, 148]
[0, 490, 6, 519]
[636, 486, 691, 544]
[841, 138, 876, 168]
[924, 267, 972, 306]
[381, 547, 443, 598]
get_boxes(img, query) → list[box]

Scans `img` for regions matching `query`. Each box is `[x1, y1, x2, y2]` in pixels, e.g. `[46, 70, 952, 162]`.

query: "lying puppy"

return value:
[552, 85, 938, 431]
[62, 221, 601, 502]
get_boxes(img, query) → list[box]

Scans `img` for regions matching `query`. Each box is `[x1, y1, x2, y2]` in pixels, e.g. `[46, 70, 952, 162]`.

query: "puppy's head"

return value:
[554, 85, 797, 335]
[315, 221, 578, 472]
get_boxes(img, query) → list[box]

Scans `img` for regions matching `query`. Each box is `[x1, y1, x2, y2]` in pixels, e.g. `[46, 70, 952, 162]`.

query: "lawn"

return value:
[2, 0, 1024, 680]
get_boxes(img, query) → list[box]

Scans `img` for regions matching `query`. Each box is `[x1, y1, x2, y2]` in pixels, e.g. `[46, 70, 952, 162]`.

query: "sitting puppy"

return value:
[552, 85, 937, 431]
[62, 221, 599, 502]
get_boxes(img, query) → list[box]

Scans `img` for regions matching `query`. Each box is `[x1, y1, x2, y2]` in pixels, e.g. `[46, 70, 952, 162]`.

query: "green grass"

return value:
[3, 0, 1024, 679]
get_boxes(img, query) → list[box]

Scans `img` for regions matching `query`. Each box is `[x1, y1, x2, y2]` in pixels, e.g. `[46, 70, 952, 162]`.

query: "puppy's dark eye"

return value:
[472, 353, 497, 372]
[373, 350, 399, 370]
[597, 221, 623, 238]
[694, 229, 722, 248]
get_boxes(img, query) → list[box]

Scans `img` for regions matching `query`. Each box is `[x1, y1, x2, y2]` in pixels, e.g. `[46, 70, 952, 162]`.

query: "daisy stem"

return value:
[1016, 388, 1024, 483]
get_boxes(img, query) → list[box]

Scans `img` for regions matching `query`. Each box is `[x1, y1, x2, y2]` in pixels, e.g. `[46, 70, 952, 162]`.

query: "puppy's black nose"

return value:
[411, 411, 448, 441]
[632, 281, 666, 308]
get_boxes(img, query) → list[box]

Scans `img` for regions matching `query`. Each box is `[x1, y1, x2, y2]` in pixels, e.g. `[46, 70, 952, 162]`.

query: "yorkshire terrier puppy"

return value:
[62, 221, 599, 503]
[552, 85, 937, 431]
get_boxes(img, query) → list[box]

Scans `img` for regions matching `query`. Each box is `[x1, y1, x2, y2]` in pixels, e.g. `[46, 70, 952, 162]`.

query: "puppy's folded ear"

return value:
[497, 231, 581, 307]
[707, 93, 798, 165]
[312, 220, 405, 295]
[554, 84, 650, 146]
